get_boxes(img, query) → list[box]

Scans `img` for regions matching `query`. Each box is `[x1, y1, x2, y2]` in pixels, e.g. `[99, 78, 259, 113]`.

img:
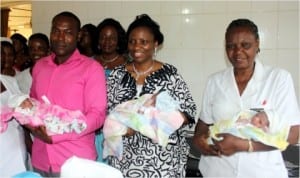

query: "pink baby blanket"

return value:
[0, 96, 87, 135]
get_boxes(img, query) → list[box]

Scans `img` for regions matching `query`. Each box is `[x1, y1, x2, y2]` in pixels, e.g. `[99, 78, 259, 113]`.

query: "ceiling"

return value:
[1, 0, 31, 7]
[1, 0, 32, 36]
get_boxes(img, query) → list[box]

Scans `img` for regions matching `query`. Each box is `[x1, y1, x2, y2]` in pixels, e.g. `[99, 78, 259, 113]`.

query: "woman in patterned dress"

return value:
[106, 14, 197, 177]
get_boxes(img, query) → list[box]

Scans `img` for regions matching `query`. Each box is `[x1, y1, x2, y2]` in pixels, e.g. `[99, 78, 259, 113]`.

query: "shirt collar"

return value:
[48, 49, 81, 65]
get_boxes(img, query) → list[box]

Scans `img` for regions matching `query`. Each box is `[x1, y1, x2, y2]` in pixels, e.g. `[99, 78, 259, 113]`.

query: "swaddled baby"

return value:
[209, 110, 290, 150]
[0, 94, 87, 135]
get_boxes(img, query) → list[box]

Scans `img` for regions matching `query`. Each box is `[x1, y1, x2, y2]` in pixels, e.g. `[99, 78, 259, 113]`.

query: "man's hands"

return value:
[24, 124, 52, 144]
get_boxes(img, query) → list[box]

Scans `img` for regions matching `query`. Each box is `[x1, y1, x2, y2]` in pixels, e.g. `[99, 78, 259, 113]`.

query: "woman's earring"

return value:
[154, 47, 157, 58]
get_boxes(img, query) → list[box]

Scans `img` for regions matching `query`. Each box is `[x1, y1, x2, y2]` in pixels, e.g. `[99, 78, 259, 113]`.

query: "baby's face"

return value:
[250, 112, 269, 129]
[20, 98, 33, 109]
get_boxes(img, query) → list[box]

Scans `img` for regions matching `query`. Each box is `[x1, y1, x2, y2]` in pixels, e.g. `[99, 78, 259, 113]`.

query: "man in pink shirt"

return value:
[26, 11, 107, 177]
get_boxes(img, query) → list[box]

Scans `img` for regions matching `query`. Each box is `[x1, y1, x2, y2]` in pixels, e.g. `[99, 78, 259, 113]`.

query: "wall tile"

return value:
[278, 11, 299, 48]
[227, 1, 252, 13]
[251, 1, 278, 12]
[252, 12, 278, 49]
[202, 1, 228, 13]
[201, 14, 228, 49]
[104, 2, 123, 17]
[277, 49, 299, 99]
[258, 49, 278, 67]
[202, 49, 228, 78]
[86, 2, 109, 21]
[160, 15, 183, 49]
[181, 14, 204, 49]
[121, 2, 161, 16]
[277, 49, 299, 79]
[278, 1, 299, 11]
[160, 1, 182, 15]
[180, 1, 203, 14]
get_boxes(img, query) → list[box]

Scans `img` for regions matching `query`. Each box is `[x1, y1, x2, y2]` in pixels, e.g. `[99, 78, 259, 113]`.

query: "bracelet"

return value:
[248, 139, 254, 152]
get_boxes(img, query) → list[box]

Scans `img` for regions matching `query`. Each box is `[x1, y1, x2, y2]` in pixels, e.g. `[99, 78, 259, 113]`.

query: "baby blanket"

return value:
[0, 95, 87, 135]
[209, 110, 290, 150]
[103, 91, 184, 159]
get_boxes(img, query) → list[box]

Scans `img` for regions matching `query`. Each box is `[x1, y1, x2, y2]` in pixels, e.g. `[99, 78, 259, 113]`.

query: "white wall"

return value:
[32, 1, 299, 115]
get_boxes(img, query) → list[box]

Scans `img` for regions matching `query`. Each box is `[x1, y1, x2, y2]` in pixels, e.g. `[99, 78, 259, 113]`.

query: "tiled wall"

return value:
[32, 1, 299, 114]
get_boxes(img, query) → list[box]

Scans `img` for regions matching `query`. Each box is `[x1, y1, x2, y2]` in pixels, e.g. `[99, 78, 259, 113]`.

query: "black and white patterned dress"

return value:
[106, 63, 197, 178]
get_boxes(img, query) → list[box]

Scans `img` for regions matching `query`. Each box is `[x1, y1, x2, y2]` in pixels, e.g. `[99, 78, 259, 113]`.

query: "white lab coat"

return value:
[198, 60, 300, 178]
[0, 74, 27, 177]
[16, 68, 32, 94]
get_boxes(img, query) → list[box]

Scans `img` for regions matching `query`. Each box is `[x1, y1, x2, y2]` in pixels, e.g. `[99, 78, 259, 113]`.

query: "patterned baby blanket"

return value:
[209, 110, 290, 150]
[103, 91, 184, 159]
[0, 95, 87, 135]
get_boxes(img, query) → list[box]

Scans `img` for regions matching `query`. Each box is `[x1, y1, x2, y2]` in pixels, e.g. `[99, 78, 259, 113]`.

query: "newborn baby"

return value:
[1, 94, 87, 135]
[235, 111, 270, 132]
[209, 110, 289, 150]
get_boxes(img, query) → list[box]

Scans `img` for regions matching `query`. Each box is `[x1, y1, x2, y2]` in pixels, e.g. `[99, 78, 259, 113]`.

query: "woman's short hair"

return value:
[225, 18, 259, 40]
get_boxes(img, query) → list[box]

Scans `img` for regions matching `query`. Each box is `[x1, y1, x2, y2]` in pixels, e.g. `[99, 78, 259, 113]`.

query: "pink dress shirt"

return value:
[30, 49, 107, 172]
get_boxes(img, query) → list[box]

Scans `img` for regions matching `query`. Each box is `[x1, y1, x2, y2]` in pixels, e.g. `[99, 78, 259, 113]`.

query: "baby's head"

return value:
[251, 115, 269, 129]
[8, 94, 33, 109]
[20, 98, 33, 109]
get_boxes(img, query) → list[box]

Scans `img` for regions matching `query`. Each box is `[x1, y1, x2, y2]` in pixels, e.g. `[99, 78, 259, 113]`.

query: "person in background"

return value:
[16, 33, 50, 94]
[193, 18, 300, 178]
[10, 33, 31, 71]
[0, 74, 28, 177]
[105, 14, 197, 177]
[93, 18, 127, 163]
[0, 37, 28, 176]
[1, 41, 17, 76]
[1, 38, 34, 173]
[77, 23, 98, 58]
[25, 11, 107, 177]
[94, 18, 128, 77]
[14, 33, 51, 172]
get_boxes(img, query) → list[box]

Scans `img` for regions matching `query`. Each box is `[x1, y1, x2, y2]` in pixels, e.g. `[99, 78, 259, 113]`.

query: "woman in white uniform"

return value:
[1, 39, 28, 176]
[193, 18, 300, 177]
[0, 74, 28, 176]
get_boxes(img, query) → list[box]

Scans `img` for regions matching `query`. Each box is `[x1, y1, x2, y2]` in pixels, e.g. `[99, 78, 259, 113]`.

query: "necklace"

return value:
[132, 60, 154, 80]
[100, 54, 119, 68]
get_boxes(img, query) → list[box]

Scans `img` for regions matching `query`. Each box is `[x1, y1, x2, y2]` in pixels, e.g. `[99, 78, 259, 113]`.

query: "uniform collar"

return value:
[221, 59, 265, 97]
[251, 59, 264, 82]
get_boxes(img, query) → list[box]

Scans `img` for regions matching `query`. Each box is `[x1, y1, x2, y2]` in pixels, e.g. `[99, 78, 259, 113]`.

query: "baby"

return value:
[235, 111, 270, 132]
[1, 94, 87, 135]
[209, 110, 289, 150]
